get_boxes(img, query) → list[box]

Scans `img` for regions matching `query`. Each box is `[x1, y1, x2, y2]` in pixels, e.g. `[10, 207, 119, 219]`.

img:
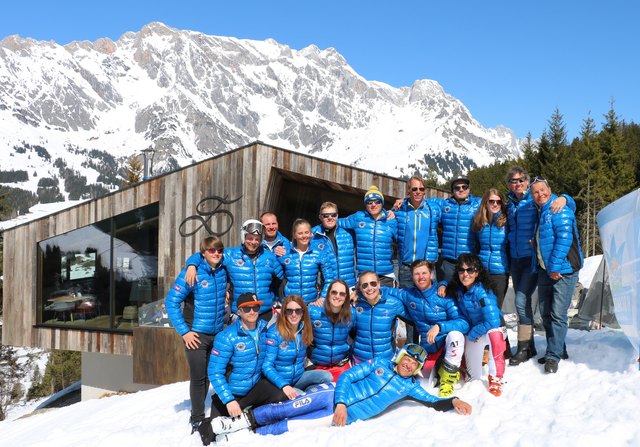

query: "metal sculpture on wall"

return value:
[179, 195, 242, 237]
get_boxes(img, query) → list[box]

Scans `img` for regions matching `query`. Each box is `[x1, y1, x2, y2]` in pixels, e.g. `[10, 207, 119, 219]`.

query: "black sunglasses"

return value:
[240, 305, 261, 313]
[366, 199, 382, 205]
[457, 267, 477, 275]
[509, 177, 527, 184]
[360, 281, 379, 289]
[321, 212, 338, 218]
[284, 308, 304, 316]
[453, 184, 469, 191]
[488, 199, 502, 205]
[411, 187, 425, 192]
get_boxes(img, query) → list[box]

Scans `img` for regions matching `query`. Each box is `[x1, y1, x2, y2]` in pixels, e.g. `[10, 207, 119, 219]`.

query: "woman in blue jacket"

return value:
[262, 294, 332, 399]
[307, 279, 356, 380]
[279, 218, 336, 304]
[449, 254, 506, 397]
[165, 236, 228, 432]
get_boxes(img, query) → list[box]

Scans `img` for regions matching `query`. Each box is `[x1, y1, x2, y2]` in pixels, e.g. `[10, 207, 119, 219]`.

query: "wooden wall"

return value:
[1, 142, 445, 357]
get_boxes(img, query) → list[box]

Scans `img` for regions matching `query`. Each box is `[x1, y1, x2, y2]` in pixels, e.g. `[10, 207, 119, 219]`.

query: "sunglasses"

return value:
[360, 281, 378, 290]
[205, 248, 224, 254]
[366, 199, 382, 206]
[457, 267, 478, 275]
[531, 176, 549, 187]
[242, 222, 264, 236]
[240, 305, 261, 313]
[410, 187, 425, 192]
[404, 343, 427, 364]
[284, 308, 304, 316]
[509, 177, 527, 184]
[453, 184, 469, 192]
[330, 289, 347, 297]
[321, 212, 338, 218]
[488, 199, 502, 206]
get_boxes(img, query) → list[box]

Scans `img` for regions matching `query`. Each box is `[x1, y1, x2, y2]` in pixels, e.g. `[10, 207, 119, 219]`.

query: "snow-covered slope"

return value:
[0, 21, 521, 201]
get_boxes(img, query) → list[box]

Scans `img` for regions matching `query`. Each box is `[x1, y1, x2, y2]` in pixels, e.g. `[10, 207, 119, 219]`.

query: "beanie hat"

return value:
[364, 185, 384, 205]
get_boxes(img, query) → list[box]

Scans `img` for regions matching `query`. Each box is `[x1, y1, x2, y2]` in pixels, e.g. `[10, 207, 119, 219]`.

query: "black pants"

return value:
[210, 378, 287, 419]
[489, 274, 509, 310]
[184, 332, 216, 422]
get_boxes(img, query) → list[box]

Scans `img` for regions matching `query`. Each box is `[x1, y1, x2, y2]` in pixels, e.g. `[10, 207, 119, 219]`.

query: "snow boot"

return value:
[509, 324, 533, 366]
[488, 375, 503, 397]
[216, 428, 252, 443]
[211, 412, 252, 435]
[437, 362, 460, 398]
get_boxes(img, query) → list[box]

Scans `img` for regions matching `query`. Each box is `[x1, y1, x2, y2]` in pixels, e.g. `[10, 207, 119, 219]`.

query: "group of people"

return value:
[164, 166, 583, 444]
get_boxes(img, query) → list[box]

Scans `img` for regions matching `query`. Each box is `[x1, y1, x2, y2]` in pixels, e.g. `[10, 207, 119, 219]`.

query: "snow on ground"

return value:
[1, 328, 639, 447]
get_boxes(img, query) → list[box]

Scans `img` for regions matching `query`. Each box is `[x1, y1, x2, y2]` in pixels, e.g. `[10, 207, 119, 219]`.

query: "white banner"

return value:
[597, 188, 640, 356]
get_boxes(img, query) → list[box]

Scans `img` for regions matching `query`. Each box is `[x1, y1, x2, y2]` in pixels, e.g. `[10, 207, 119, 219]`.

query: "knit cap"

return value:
[364, 185, 384, 205]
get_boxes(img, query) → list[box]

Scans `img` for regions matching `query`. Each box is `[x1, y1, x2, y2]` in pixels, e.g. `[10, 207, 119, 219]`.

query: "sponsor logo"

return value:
[266, 339, 275, 345]
[313, 320, 322, 328]
[318, 243, 325, 250]
[375, 367, 384, 376]
[236, 260, 244, 266]
[444, 206, 451, 213]
[409, 302, 417, 309]
[200, 280, 209, 288]
[173, 285, 182, 291]
[356, 306, 364, 314]
[280, 341, 289, 350]
[211, 349, 220, 355]
[284, 258, 291, 265]
[292, 397, 312, 409]
[236, 342, 246, 351]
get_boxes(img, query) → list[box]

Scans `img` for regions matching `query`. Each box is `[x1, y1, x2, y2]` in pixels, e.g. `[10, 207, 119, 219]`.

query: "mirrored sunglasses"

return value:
[509, 177, 527, 184]
[365, 199, 382, 205]
[205, 248, 224, 254]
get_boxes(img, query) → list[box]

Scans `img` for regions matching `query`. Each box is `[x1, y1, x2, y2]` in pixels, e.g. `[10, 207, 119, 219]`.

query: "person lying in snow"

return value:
[198, 343, 472, 445]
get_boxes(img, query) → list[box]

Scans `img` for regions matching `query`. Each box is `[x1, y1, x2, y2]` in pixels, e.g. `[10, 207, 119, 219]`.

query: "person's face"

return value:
[284, 301, 304, 326]
[328, 282, 348, 310]
[294, 223, 312, 247]
[507, 172, 529, 197]
[457, 263, 478, 289]
[261, 214, 279, 239]
[412, 265, 432, 291]
[452, 182, 470, 201]
[408, 179, 425, 204]
[486, 194, 502, 215]
[319, 207, 338, 230]
[239, 304, 260, 325]
[244, 233, 262, 254]
[530, 182, 552, 207]
[203, 246, 223, 265]
[396, 355, 419, 378]
[365, 199, 383, 217]
[359, 273, 380, 302]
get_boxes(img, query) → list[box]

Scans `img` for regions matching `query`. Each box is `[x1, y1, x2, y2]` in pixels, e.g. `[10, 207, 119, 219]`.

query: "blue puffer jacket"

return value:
[165, 255, 228, 336]
[262, 231, 292, 253]
[311, 225, 357, 288]
[278, 246, 336, 304]
[475, 212, 509, 275]
[337, 209, 398, 276]
[456, 283, 502, 341]
[208, 319, 268, 404]
[262, 324, 307, 389]
[353, 287, 406, 361]
[189, 246, 284, 314]
[507, 190, 576, 259]
[533, 194, 583, 274]
[436, 196, 482, 260]
[308, 305, 356, 366]
[399, 285, 470, 354]
[334, 357, 451, 424]
[395, 198, 441, 264]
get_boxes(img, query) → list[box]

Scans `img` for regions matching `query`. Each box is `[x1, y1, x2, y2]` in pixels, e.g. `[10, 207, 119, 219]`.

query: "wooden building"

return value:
[1, 142, 446, 398]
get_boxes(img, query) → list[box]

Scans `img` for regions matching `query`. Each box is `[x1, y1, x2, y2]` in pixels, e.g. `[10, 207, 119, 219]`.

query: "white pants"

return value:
[464, 327, 506, 381]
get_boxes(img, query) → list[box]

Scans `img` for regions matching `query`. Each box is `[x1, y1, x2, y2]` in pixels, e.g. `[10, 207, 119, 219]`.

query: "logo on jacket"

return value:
[444, 206, 451, 213]
[236, 260, 244, 266]
[280, 341, 289, 350]
[284, 258, 291, 265]
[293, 397, 312, 409]
[409, 302, 417, 309]
[358, 222, 366, 228]
[200, 280, 209, 288]
[173, 285, 182, 291]
[211, 349, 220, 355]
[375, 367, 384, 376]
[266, 339, 275, 345]
[236, 342, 246, 351]
[356, 306, 364, 314]
[313, 320, 322, 328]
[317, 243, 325, 250]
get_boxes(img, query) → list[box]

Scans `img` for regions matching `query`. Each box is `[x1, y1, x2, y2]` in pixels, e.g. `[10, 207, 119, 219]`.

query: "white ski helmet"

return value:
[240, 219, 265, 243]
[394, 343, 427, 375]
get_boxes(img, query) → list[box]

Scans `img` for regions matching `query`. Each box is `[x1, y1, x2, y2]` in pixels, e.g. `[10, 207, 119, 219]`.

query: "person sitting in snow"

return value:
[198, 343, 472, 444]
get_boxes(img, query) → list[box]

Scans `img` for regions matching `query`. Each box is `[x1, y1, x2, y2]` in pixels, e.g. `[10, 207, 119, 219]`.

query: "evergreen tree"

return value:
[27, 350, 81, 399]
[0, 344, 24, 421]
[599, 100, 635, 202]
[121, 155, 143, 187]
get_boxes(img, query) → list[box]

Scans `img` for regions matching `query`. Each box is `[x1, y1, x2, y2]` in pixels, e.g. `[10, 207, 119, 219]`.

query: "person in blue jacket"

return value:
[449, 254, 506, 396]
[398, 260, 468, 397]
[186, 219, 284, 321]
[307, 279, 356, 380]
[352, 271, 406, 362]
[530, 177, 583, 374]
[206, 293, 287, 424]
[337, 185, 398, 286]
[262, 294, 332, 399]
[202, 344, 471, 443]
[505, 167, 575, 366]
[260, 212, 291, 256]
[311, 202, 357, 288]
[435, 177, 482, 285]
[165, 236, 228, 433]
[279, 218, 336, 304]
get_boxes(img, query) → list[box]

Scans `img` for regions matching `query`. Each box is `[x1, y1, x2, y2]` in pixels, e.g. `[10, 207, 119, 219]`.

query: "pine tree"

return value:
[121, 155, 143, 187]
[599, 100, 635, 202]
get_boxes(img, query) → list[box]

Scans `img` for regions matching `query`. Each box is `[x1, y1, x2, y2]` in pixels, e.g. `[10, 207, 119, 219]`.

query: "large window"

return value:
[38, 203, 159, 331]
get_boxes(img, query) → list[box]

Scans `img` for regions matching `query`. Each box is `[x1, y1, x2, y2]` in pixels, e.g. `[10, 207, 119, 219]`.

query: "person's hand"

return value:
[332, 403, 348, 426]
[393, 198, 403, 211]
[185, 265, 198, 287]
[426, 324, 440, 344]
[452, 397, 472, 415]
[387, 210, 396, 220]
[183, 331, 200, 350]
[311, 297, 325, 307]
[282, 385, 299, 400]
[226, 400, 242, 418]
[550, 196, 567, 214]
[549, 272, 563, 281]
[437, 285, 447, 297]
[275, 245, 286, 256]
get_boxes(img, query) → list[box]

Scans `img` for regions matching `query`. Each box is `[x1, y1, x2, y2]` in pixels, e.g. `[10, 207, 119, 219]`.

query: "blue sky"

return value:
[2, 1, 638, 141]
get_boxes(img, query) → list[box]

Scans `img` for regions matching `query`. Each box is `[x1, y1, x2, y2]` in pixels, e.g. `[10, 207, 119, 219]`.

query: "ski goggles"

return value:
[242, 222, 264, 236]
[403, 343, 427, 365]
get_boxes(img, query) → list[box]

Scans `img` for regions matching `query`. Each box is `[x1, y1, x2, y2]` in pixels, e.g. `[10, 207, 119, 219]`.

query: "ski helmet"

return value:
[394, 343, 427, 375]
[240, 219, 265, 243]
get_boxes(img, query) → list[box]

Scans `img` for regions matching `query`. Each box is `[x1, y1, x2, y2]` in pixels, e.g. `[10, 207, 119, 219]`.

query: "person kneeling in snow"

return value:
[199, 343, 471, 444]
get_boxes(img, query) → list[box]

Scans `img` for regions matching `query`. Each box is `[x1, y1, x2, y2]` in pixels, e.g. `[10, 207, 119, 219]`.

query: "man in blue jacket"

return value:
[260, 212, 291, 256]
[203, 343, 471, 443]
[530, 177, 583, 374]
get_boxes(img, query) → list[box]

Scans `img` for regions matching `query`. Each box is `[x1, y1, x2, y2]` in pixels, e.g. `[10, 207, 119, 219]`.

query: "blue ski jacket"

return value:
[455, 283, 502, 342]
[436, 196, 482, 261]
[395, 198, 441, 264]
[311, 225, 357, 288]
[278, 246, 336, 304]
[308, 304, 356, 366]
[475, 212, 509, 275]
[262, 324, 307, 389]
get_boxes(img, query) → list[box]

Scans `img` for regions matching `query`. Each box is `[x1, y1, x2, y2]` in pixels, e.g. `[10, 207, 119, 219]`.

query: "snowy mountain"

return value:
[0, 22, 521, 202]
